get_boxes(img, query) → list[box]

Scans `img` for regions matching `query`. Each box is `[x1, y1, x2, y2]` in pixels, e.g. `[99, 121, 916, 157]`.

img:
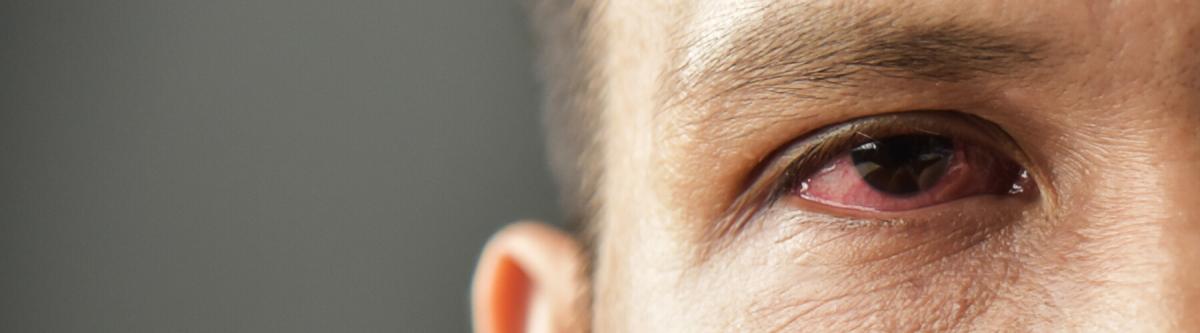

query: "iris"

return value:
[850, 135, 954, 196]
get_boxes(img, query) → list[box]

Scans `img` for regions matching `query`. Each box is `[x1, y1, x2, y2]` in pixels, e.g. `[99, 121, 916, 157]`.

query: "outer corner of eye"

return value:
[791, 132, 1031, 213]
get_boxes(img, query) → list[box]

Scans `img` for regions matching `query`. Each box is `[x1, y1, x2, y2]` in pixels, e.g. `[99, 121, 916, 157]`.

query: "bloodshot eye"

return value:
[795, 134, 1029, 212]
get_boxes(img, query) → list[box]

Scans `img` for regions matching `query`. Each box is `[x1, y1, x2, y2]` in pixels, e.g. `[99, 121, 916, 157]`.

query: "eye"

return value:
[794, 133, 1029, 212]
[724, 111, 1037, 226]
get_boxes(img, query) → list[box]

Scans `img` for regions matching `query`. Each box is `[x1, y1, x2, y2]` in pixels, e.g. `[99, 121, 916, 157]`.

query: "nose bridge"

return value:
[1115, 86, 1200, 329]
[1159, 109, 1200, 329]
[1050, 90, 1200, 329]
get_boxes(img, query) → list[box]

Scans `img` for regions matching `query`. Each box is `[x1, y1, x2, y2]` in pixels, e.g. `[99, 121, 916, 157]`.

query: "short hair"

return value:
[527, 0, 606, 248]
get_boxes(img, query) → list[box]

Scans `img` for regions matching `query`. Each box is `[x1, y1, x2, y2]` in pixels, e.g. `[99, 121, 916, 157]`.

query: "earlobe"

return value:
[472, 222, 588, 333]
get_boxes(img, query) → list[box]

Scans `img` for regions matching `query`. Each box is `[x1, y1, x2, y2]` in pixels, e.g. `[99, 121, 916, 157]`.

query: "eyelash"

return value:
[721, 111, 1032, 230]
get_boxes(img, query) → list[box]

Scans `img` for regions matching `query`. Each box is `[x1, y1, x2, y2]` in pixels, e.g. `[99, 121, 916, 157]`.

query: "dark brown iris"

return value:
[850, 134, 954, 196]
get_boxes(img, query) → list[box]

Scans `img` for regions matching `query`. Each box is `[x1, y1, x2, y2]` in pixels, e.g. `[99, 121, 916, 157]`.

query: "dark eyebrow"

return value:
[671, 3, 1049, 105]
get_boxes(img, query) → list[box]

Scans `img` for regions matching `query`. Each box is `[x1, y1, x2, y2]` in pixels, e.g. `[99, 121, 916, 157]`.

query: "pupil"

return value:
[850, 134, 954, 196]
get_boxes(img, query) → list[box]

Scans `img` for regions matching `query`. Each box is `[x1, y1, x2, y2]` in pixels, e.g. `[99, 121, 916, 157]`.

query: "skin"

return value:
[474, 0, 1200, 332]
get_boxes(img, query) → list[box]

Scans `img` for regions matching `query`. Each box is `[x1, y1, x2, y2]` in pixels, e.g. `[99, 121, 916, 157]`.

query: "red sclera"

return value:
[795, 142, 1025, 212]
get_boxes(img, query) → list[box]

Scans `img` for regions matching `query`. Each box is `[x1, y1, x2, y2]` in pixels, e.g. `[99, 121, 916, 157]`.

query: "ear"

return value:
[472, 222, 588, 333]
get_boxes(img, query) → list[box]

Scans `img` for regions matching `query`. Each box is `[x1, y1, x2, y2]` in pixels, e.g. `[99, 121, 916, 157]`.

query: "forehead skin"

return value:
[590, 0, 1200, 332]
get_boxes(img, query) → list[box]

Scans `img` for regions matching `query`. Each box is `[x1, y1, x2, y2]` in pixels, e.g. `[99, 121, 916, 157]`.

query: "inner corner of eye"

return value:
[790, 132, 1028, 212]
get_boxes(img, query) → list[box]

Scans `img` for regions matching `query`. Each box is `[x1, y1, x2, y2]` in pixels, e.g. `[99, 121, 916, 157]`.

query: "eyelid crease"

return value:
[707, 110, 1027, 244]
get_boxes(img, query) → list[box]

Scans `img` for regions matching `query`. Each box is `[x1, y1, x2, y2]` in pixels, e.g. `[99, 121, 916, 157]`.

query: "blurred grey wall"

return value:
[1, 1, 559, 332]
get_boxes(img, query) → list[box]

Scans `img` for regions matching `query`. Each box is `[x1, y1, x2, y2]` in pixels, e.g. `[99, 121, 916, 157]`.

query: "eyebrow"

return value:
[671, 3, 1049, 106]
[662, 3, 1056, 251]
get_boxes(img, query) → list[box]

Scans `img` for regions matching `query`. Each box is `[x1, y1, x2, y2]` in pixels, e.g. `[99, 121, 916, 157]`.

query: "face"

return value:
[588, 0, 1200, 331]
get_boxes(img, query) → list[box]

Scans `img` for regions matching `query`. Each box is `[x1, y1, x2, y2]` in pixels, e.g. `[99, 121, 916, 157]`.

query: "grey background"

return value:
[2, 1, 559, 332]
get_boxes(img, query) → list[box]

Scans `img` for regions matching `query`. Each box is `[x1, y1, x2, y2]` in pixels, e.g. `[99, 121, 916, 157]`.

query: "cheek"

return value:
[715, 214, 1032, 332]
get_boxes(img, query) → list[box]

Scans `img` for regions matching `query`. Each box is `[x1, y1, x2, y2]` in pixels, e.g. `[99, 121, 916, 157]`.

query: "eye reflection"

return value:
[795, 133, 1027, 212]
